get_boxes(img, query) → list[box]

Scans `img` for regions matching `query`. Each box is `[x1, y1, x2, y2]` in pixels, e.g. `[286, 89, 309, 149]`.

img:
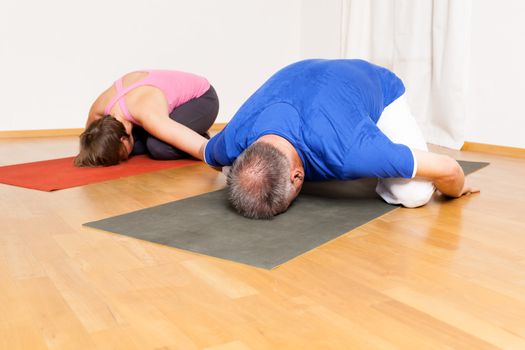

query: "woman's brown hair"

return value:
[74, 115, 131, 167]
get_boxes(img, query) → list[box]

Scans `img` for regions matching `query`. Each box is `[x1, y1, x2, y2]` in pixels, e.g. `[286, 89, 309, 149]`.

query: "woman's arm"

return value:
[141, 113, 208, 160]
[413, 149, 480, 197]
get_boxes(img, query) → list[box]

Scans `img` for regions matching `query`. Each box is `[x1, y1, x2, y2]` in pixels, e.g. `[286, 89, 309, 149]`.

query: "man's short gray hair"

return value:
[227, 142, 295, 219]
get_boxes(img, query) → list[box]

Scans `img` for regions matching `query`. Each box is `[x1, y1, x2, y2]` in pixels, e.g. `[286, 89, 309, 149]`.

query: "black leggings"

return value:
[131, 85, 219, 159]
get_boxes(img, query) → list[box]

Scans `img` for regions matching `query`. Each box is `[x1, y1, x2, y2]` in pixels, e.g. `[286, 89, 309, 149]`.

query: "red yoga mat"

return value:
[0, 155, 199, 191]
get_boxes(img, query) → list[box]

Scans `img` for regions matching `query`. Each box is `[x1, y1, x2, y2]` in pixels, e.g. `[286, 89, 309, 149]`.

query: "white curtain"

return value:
[340, 0, 472, 149]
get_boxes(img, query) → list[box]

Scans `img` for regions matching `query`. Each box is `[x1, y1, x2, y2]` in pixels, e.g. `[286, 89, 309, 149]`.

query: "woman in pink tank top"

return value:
[75, 70, 219, 167]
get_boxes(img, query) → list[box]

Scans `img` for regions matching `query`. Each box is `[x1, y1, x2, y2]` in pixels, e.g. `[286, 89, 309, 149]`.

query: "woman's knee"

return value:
[146, 138, 183, 160]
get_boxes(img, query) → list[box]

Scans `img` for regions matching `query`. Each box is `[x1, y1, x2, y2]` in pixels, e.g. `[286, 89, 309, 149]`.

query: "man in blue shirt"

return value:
[200, 59, 478, 219]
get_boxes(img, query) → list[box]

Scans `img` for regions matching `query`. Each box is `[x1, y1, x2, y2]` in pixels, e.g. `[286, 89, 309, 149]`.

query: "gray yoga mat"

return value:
[84, 160, 488, 269]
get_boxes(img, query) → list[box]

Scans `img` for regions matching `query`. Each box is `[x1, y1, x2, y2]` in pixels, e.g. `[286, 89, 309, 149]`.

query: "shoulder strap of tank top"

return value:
[104, 75, 148, 124]
[115, 78, 134, 122]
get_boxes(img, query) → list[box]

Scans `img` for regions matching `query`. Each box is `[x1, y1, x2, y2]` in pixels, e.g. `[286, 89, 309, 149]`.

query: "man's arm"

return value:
[141, 114, 208, 161]
[412, 149, 480, 197]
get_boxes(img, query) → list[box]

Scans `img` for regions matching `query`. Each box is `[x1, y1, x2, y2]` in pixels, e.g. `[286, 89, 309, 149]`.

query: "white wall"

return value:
[300, 0, 342, 59]
[466, 0, 525, 148]
[2, 0, 523, 149]
[0, 0, 301, 130]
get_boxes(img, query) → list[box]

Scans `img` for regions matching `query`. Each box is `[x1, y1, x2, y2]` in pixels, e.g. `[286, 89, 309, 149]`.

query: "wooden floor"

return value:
[1, 136, 525, 350]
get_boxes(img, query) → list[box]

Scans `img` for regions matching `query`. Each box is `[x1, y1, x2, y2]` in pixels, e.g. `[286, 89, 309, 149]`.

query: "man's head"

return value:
[74, 115, 133, 167]
[226, 140, 304, 219]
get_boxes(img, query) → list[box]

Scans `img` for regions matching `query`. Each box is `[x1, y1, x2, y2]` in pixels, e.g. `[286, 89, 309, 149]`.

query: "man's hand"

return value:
[413, 150, 480, 198]
[460, 181, 480, 196]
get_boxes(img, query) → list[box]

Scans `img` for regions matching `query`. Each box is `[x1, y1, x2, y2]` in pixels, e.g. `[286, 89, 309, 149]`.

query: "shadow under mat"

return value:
[84, 160, 488, 269]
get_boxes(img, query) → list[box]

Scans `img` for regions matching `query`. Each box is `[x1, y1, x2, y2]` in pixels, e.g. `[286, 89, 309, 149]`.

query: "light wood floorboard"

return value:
[0, 137, 524, 349]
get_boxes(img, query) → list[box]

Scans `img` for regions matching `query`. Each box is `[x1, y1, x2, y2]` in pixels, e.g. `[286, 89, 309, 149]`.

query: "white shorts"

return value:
[375, 94, 435, 208]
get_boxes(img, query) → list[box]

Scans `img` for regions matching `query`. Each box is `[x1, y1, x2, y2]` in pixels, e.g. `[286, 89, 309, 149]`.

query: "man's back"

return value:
[237, 59, 402, 124]
[205, 59, 414, 181]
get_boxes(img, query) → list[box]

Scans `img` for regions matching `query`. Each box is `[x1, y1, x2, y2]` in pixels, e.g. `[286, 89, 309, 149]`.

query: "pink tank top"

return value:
[104, 70, 210, 125]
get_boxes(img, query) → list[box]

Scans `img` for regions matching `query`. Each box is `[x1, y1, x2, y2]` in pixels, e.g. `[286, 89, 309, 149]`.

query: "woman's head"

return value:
[74, 115, 133, 167]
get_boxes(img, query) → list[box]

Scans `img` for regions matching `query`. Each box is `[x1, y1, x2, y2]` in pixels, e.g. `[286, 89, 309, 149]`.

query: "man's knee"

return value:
[398, 187, 434, 208]
[376, 178, 435, 208]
